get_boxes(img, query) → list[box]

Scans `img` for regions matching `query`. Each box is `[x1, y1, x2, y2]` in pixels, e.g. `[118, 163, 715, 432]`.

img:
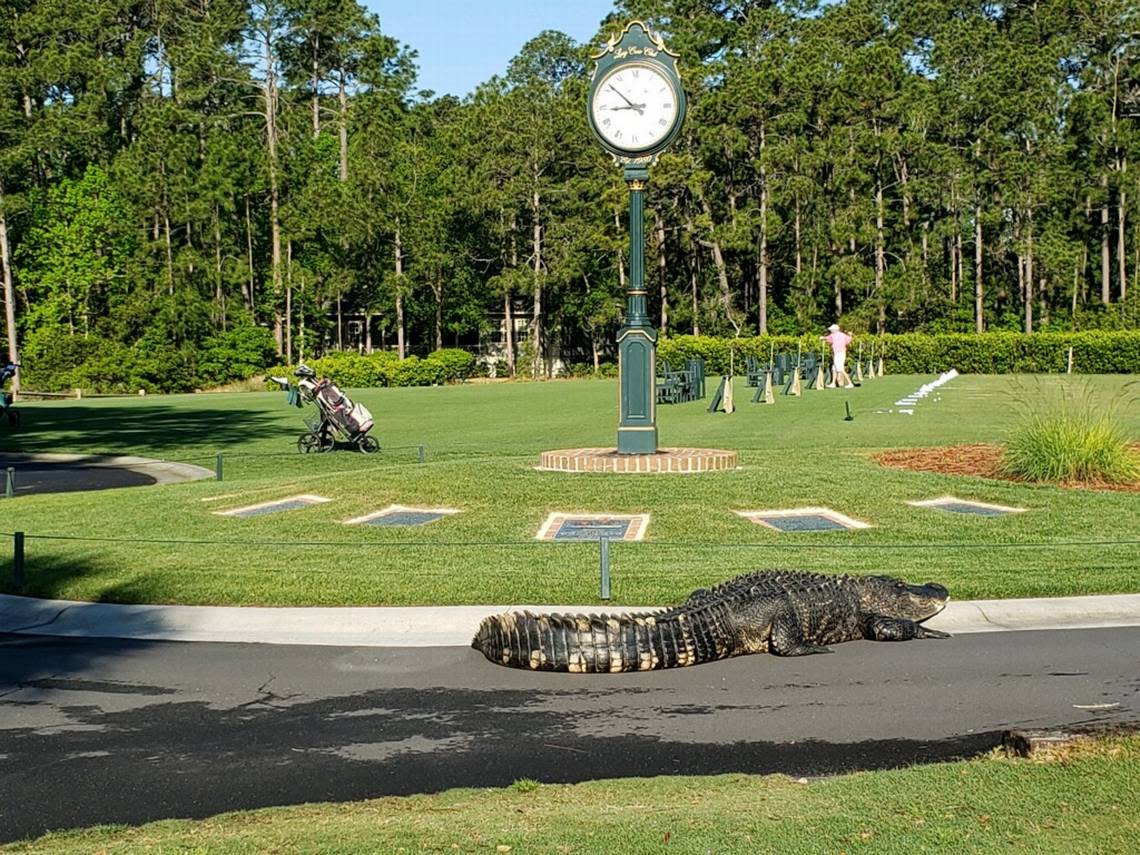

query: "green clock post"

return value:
[587, 21, 686, 454]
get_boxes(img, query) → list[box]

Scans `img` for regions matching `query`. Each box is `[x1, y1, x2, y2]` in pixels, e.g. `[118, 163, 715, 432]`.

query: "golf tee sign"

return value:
[587, 21, 686, 454]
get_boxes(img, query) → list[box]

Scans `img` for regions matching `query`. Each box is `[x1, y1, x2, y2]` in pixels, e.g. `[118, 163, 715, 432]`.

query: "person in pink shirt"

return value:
[821, 323, 854, 388]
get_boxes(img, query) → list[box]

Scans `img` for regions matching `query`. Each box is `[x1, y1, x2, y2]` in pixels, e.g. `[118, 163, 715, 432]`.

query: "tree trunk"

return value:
[0, 185, 19, 392]
[299, 272, 306, 360]
[758, 131, 769, 335]
[261, 24, 284, 355]
[433, 281, 443, 351]
[505, 214, 517, 375]
[614, 208, 626, 289]
[875, 180, 885, 334]
[504, 291, 515, 376]
[1023, 217, 1034, 334]
[364, 311, 372, 353]
[244, 196, 255, 313]
[922, 220, 929, 273]
[955, 229, 964, 305]
[338, 71, 349, 183]
[698, 195, 739, 335]
[685, 212, 699, 335]
[395, 226, 405, 359]
[311, 34, 320, 137]
[1072, 252, 1082, 317]
[1101, 174, 1111, 303]
[1118, 165, 1127, 301]
[655, 212, 668, 334]
[531, 185, 543, 376]
[794, 194, 802, 276]
[974, 207, 984, 333]
[285, 240, 293, 360]
[214, 207, 225, 330]
[163, 211, 174, 296]
[336, 293, 342, 350]
[949, 208, 958, 302]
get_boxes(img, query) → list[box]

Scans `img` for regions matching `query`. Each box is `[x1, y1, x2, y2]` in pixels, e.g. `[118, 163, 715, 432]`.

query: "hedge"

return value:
[266, 348, 475, 389]
[657, 331, 1140, 375]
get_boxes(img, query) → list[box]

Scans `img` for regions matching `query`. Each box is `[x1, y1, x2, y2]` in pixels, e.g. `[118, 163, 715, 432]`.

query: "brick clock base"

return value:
[538, 447, 738, 474]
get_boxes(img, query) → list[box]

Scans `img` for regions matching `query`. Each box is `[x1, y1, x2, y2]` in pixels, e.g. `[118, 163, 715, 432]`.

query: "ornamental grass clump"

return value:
[1001, 383, 1139, 484]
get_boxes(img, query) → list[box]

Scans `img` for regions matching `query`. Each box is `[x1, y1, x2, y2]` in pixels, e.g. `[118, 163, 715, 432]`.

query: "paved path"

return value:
[2, 626, 1138, 843]
[0, 453, 213, 495]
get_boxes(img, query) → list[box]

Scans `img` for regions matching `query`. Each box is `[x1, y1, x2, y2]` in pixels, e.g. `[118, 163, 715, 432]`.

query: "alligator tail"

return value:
[471, 606, 738, 673]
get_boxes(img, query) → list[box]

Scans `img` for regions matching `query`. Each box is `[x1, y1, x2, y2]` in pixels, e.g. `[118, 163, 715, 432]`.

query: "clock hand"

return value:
[607, 84, 638, 109]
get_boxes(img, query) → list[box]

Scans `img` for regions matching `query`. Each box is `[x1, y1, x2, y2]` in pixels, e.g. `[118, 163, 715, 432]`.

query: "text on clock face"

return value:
[591, 64, 678, 150]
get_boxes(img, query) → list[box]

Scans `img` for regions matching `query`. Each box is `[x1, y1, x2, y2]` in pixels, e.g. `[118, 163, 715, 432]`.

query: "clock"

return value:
[589, 62, 680, 155]
[586, 21, 686, 162]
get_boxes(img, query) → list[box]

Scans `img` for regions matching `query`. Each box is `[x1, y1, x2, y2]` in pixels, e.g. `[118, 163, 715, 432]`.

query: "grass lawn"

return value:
[9, 735, 1139, 853]
[1, 373, 1137, 606]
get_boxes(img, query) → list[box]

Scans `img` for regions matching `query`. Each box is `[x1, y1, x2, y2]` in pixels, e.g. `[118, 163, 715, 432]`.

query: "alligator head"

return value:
[851, 575, 950, 622]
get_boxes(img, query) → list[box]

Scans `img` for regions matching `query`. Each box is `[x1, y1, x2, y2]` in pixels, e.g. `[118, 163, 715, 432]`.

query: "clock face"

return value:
[590, 62, 679, 153]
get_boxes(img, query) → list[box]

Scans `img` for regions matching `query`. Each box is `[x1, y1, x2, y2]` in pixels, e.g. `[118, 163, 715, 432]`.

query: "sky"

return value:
[366, 0, 618, 98]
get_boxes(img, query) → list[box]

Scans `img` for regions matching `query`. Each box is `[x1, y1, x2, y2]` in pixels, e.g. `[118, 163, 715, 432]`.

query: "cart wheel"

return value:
[297, 433, 321, 454]
[357, 435, 380, 454]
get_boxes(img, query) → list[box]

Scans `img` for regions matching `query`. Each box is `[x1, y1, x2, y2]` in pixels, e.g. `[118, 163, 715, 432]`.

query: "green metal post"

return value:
[617, 164, 658, 455]
[13, 531, 24, 587]
[215, 452, 224, 482]
[599, 535, 611, 600]
[5, 467, 12, 498]
[418, 444, 426, 464]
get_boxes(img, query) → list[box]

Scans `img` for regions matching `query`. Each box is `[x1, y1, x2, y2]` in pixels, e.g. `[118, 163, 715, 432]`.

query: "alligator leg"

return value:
[770, 613, 832, 656]
[862, 615, 951, 641]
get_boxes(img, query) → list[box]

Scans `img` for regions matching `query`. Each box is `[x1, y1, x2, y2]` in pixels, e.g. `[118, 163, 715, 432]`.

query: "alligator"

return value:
[471, 571, 950, 673]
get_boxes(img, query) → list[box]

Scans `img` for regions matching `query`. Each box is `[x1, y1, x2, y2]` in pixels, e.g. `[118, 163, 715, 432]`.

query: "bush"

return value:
[19, 329, 197, 393]
[198, 326, 277, 386]
[658, 331, 1140, 375]
[1000, 384, 1140, 484]
[265, 348, 475, 389]
[423, 348, 475, 383]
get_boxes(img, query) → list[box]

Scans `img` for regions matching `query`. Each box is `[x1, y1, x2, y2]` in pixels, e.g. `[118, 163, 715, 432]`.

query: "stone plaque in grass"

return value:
[735, 507, 871, 533]
[536, 512, 649, 542]
[215, 495, 331, 518]
[344, 505, 458, 527]
[907, 496, 1025, 517]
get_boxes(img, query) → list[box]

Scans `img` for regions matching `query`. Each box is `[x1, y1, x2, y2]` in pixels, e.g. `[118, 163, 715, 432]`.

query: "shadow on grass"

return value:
[0, 401, 288, 455]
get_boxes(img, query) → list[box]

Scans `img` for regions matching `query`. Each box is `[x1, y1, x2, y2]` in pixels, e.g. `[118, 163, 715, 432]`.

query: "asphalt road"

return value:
[1, 627, 1138, 842]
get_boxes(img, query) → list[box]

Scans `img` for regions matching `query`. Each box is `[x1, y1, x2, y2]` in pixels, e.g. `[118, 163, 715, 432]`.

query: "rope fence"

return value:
[5, 530, 1139, 600]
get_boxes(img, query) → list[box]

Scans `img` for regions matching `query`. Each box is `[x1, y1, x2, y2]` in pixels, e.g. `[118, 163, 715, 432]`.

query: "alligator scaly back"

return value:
[471, 571, 951, 672]
[470, 602, 748, 673]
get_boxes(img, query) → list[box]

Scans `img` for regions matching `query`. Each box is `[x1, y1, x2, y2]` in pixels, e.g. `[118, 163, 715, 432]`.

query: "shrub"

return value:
[658, 331, 1140, 375]
[198, 326, 277, 386]
[265, 349, 474, 389]
[1000, 383, 1139, 484]
[19, 328, 107, 392]
[423, 348, 475, 383]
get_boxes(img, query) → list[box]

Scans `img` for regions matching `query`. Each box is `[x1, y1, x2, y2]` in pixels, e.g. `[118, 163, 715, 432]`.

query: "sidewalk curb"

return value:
[3, 593, 1138, 648]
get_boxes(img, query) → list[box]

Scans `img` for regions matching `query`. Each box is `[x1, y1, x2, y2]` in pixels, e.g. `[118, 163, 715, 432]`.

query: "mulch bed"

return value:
[871, 444, 1140, 493]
